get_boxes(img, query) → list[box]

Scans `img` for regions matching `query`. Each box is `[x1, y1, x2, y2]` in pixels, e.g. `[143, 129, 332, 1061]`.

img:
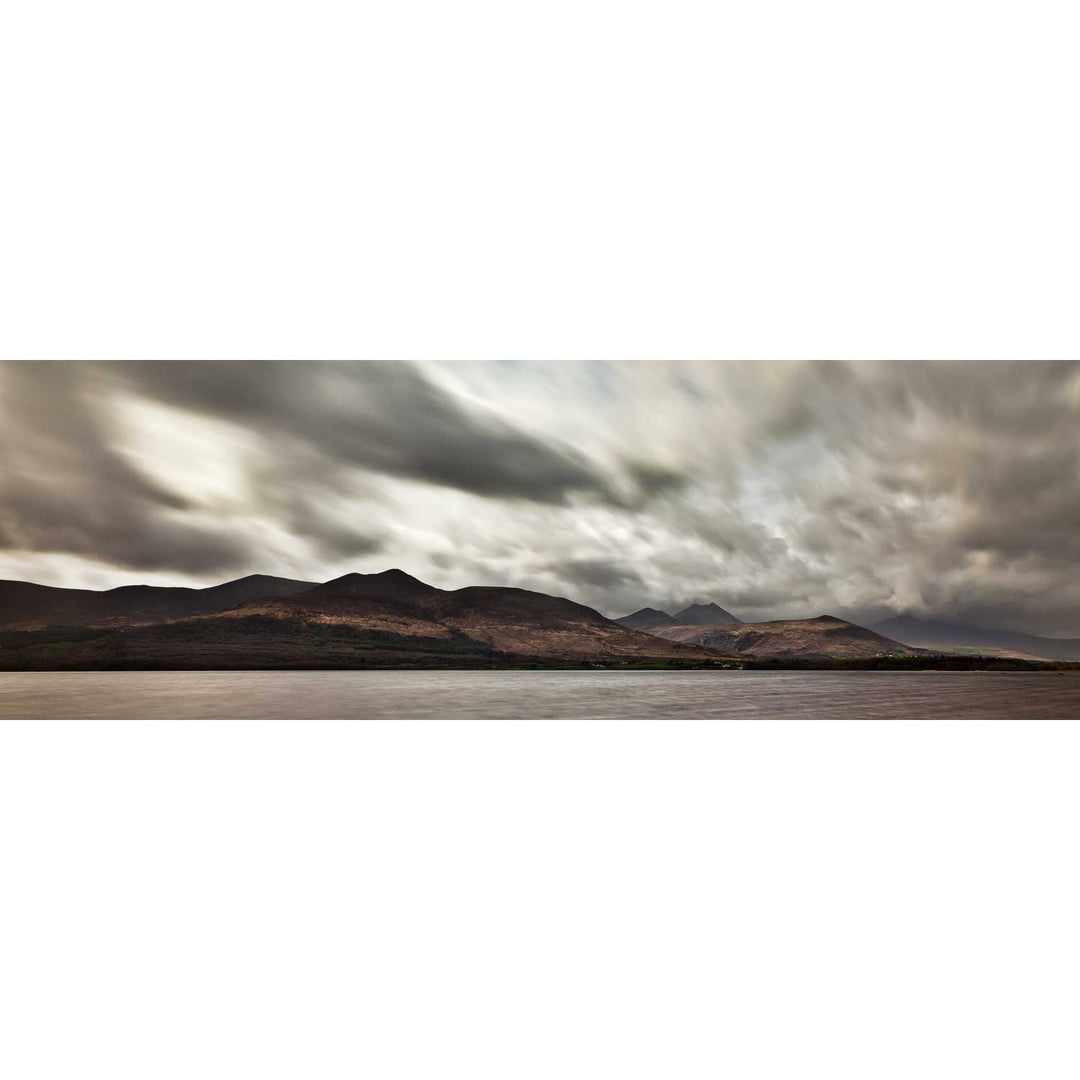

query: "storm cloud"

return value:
[1, 360, 1078, 636]
[104, 362, 621, 505]
[0, 363, 253, 574]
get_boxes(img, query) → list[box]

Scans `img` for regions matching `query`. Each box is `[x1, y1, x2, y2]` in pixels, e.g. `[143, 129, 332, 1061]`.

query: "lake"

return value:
[2, 669, 1080, 719]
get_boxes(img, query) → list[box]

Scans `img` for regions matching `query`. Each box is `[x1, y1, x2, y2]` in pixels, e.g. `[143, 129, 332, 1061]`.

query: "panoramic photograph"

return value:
[1, 359, 1078, 718]
[8, 4, 1078, 1078]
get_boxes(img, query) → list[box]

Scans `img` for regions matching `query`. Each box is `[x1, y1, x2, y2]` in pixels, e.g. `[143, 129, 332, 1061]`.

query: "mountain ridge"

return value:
[4, 569, 1068, 669]
[873, 615, 1080, 661]
[0, 569, 723, 668]
[647, 614, 921, 660]
[0, 573, 317, 629]
[616, 601, 743, 630]
[302, 568, 445, 602]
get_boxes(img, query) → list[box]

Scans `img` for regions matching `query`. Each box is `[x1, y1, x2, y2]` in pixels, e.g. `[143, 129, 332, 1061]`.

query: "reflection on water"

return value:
[1, 669, 1079, 719]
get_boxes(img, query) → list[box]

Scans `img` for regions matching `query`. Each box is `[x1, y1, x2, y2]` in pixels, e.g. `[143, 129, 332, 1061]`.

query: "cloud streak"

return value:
[106, 361, 622, 504]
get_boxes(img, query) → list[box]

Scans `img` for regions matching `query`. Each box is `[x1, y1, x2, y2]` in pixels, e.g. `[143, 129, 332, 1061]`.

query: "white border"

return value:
[3, 1, 1080, 1076]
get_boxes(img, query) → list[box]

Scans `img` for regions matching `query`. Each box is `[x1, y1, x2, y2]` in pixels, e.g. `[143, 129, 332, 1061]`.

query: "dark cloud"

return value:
[622, 461, 691, 499]
[0, 363, 252, 574]
[104, 361, 618, 505]
[0, 360, 626, 578]
[547, 559, 645, 591]
[239, 441, 387, 564]
[744, 360, 1080, 632]
[254, 479, 386, 563]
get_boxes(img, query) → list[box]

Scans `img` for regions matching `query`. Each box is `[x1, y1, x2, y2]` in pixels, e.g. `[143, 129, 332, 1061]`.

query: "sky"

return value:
[1, 360, 1078, 636]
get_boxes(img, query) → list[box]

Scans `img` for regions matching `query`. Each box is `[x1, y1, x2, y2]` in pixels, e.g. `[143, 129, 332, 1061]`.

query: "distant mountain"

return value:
[615, 607, 678, 631]
[651, 615, 921, 660]
[874, 615, 1080, 662]
[0, 573, 316, 629]
[671, 602, 741, 626]
[0, 570, 724, 669]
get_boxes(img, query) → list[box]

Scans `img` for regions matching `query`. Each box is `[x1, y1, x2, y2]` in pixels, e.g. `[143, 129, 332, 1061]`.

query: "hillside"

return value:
[0, 574, 316, 629]
[873, 615, 1080, 662]
[650, 615, 921, 660]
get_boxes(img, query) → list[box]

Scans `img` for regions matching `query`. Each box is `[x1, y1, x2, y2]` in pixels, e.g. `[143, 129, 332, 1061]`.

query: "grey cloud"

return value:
[546, 559, 645, 592]
[239, 440, 388, 565]
[744, 361, 1080, 632]
[105, 361, 619, 505]
[512, 360, 1080, 633]
[0, 360, 631, 579]
[623, 461, 691, 498]
[258, 480, 386, 563]
[0, 363, 253, 574]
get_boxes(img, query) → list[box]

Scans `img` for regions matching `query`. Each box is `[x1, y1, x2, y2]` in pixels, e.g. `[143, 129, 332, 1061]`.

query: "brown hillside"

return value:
[651, 615, 921, 659]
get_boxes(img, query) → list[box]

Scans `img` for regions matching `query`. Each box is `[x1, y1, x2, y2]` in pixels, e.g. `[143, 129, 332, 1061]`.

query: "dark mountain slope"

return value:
[424, 586, 705, 658]
[874, 615, 1080, 661]
[0, 606, 486, 671]
[200, 574, 319, 606]
[0, 581, 105, 628]
[671, 602, 741, 626]
[432, 586, 609, 626]
[301, 569, 444, 603]
[615, 607, 678, 631]
[0, 574, 316, 629]
[652, 615, 920, 659]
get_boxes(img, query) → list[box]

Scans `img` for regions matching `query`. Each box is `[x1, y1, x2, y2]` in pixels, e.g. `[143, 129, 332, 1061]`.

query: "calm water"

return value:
[2, 669, 1080, 719]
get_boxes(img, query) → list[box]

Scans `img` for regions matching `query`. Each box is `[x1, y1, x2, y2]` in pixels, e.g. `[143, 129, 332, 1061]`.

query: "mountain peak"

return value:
[614, 607, 677, 631]
[305, 569, 443, 601]
[203, 573, 314, 591]
[672, 602, 741, 626]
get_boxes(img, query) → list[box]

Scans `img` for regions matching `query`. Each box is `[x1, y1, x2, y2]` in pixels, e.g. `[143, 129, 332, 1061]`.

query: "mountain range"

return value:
[0, 570, 718, 670]
[0, 574, 316, 628]
[1, 570, 1074, 669]
[615, 602, 740, 631]
[617, 603, 919, 659]
[617, 603, 1080, 663]
[645, 615, 922, 659]
[871, 616, 1080, 662]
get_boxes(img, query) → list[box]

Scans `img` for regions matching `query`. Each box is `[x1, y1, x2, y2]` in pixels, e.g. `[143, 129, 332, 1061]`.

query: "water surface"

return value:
[2, 670, 1079, 719]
